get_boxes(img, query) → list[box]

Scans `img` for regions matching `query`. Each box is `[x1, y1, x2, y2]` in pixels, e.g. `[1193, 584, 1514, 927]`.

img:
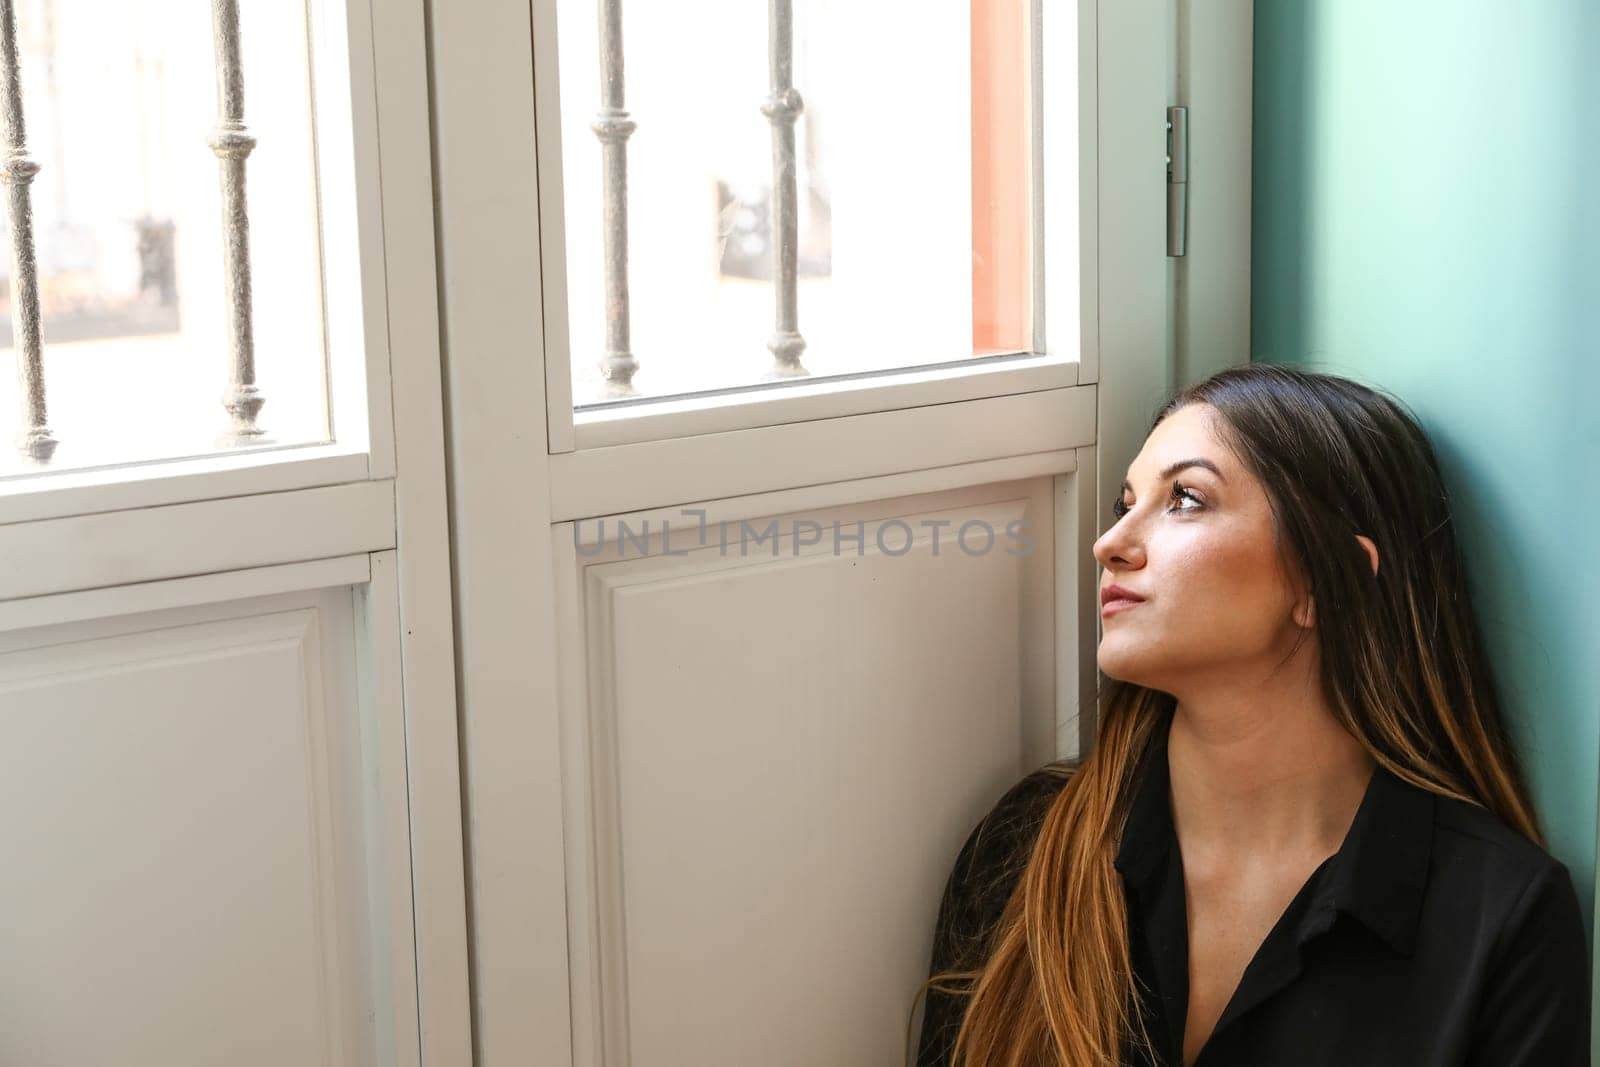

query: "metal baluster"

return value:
[0, 0, 55, 462]
[761, 0, 806, 378]
[592, 0, 638, 397]
[209, 0, 266, 443]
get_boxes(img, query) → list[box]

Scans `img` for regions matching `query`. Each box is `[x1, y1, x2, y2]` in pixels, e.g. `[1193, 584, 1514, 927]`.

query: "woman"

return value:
[909, 365, 1589, 1066]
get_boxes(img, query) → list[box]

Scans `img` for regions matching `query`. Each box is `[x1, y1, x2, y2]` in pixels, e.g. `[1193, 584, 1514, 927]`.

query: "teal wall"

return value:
[1252, 0, 1600, 953]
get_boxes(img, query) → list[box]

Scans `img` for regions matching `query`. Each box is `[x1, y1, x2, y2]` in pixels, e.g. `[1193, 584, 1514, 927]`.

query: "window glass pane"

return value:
[556, 0, 1045, 409]
[0, 0, 328, 478]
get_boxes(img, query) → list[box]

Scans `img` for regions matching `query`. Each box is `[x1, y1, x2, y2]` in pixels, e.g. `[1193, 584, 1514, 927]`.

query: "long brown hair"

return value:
[909, 365, 1543, 1065]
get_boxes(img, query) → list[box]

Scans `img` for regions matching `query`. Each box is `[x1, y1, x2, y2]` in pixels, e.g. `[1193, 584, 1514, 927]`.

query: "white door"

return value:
[432, 2, 1249, 1066]
[0, 2, 469, 1064]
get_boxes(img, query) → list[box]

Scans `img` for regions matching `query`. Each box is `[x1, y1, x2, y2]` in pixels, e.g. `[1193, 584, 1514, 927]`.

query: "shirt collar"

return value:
[1112, 712, 1435, 956]
[1316, 756, 1434, 955]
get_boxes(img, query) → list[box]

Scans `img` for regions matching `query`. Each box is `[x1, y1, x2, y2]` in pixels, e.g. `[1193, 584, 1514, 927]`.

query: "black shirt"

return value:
[916, 716, 1591, 1065]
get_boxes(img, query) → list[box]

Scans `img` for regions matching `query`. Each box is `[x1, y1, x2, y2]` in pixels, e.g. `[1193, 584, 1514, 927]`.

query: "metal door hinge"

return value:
[1167, 106, 1188, 257]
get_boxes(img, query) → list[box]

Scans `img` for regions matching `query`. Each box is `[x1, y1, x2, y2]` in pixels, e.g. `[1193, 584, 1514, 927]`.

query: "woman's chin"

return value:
[1097, 641, 1157, 687]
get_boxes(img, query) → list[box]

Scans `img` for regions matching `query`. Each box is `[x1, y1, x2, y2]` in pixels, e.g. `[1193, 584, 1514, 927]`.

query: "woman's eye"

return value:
[1112, 484, 1203, 520]
[1170, 482, 1203, 511]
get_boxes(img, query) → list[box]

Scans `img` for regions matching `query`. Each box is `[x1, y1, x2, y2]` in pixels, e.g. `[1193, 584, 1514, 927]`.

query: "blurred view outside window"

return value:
[557, 0, 1039, 408]
[0, 0, 327, 478]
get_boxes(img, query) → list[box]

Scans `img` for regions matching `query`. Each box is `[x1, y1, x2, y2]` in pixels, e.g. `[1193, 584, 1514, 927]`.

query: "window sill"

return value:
[567, 351, 1078, 452]
[0, 441, 373, 527]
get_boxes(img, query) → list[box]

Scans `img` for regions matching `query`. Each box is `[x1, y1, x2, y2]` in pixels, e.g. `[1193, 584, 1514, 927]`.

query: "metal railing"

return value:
[586, 0, 812, 399]
[761, 0, 807, 380]
[0, 0, 53, 462]
[0, 0, 269, 465]
[209, 0, 267, 445]
[590, 0, 639, 397]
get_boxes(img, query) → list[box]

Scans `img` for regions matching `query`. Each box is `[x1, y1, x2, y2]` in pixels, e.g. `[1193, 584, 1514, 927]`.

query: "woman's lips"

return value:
[1101, 597, 1143, 618]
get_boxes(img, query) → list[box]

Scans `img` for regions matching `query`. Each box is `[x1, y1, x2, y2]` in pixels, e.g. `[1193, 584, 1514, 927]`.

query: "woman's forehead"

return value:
[1128, 405, 1238, 482]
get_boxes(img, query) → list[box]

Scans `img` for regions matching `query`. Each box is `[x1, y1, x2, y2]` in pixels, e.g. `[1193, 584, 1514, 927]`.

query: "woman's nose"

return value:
[1093, 522, 1145, 570]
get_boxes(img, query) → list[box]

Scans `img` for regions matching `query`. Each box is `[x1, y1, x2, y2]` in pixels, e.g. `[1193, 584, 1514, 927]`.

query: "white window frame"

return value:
[529, 0, 1099, 475]
[0, 0, 398, 539]
[0, 1, 471, 1062]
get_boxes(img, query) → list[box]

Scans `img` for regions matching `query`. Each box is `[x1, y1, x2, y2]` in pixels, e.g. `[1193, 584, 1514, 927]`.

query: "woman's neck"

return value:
[1166, 691, 1376, 865]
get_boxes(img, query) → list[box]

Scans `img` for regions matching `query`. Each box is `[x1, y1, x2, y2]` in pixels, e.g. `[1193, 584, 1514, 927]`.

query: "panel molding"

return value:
[0, 575, 425, 1067]
[555, 486, 1056, 1064]
[0, 555, 371, 633]
[358, 552, 427, 1067]
[0, 603, 355, 1064]
[1056, 447, 1101, 758]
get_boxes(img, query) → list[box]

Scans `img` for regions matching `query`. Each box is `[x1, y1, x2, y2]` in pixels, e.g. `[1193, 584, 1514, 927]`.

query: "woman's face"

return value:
[1091, 403, 1309, 694]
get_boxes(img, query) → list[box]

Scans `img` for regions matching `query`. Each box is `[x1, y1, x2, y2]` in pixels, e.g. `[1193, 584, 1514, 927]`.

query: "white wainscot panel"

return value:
[0, 587, 401, 1067]
[557, 480, 1061, 1065]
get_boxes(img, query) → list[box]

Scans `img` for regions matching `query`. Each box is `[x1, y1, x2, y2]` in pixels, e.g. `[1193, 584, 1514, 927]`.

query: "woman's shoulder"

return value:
[1430, 791, 1572, 889]
[1428, 792, 1580, 923]
[1423, 793, 1590, 1061]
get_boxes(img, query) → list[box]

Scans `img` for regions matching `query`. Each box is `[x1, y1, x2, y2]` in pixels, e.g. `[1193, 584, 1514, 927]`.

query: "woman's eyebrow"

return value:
[1120, 457, 1227, 494]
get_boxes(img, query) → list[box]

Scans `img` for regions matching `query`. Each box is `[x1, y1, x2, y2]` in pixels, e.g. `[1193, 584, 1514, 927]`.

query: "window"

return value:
[542, 0, 1078, 419]
[0, 0, 373, 488]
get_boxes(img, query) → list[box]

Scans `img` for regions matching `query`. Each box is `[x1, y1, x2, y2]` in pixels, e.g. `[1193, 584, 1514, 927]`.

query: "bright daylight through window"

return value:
[0, 0, 327, 479]
[555, 0, 1039, 408]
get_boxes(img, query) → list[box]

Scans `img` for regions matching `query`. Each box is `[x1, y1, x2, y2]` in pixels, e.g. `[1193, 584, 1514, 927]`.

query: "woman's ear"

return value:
[1356, 534, 1380, 578]
[1294, 537, 1379, 631]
